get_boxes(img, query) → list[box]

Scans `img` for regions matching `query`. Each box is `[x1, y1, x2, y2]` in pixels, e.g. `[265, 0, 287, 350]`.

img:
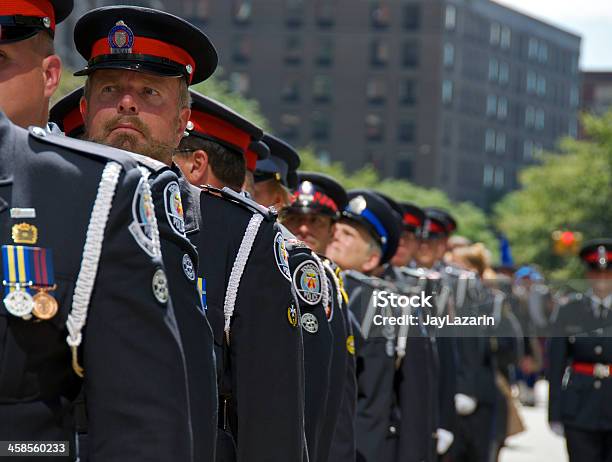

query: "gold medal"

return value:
[32, 285, 58, 320]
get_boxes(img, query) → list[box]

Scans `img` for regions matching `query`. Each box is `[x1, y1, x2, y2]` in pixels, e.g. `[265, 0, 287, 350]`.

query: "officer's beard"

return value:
[87, 115, 178, 166]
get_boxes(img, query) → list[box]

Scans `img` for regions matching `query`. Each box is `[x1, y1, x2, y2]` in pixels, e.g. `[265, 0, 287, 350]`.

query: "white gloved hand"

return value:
[455, 393, 477, 416]
[550, 421, 564, 437]
[436, 428, 454, 455]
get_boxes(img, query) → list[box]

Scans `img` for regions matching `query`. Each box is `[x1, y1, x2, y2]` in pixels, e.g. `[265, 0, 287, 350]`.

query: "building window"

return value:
[499, 62, 509, 84]
[569, 118, 578, 138]
[400, 79, 417, 106]
[371, 39, 390, 67]
[280, 113, 301, 139]
[316, 0, 335, 27]
[232, 0, 252, 24]
[285, 0, 304, 26]
[538, 42, 548, 63]
[398, 120, 416, 143]
[525, 106, 535, 128]
[228, 72, 250, 95]
[443, 43, 455, 68]
[281, 77, 300, 102]
[523, 140, 533, 160]
[285, 36, 302, 64]
[366, 77, 387, 104]
[536, 75, 546, 96]
[488, 58, 499, 81]
[442, 80, 453, 104]
[402, 40, 419, 68]
[494, 167, 505, 188]
[312, 111, 330, 140]
[570, 85, 579, 108]
[498, 97, 508, 120]
[500, 26, 511, 49]
[485, 129, 496, 152]
[232, 35, 251, 63]
[316, 37, 334, 66]
[403, 4, 421, 30]
[397, 158, 413, 179]
[526, 71, 537, 93]
[528, 38, 538, 59]
[535, 108, 545, 130]
[370, 0, 391, 28]
[444, 5, 456, 30]
[490, 22, 500, 45]
[483, 165, 494, 186]
[313, 75, 332, 102]
[365, 114, 384, 141]
[495, 132, 506, 154]
[486, 95, 497, 117]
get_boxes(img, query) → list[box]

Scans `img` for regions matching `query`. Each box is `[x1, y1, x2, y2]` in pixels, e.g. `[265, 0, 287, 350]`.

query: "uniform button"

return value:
[595, 346, 603, 355]
[569, 336, 576, 344]
[594, 380, 602, 389]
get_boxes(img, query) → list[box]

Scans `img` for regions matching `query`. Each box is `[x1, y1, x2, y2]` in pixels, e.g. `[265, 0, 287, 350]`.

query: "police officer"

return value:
[278, 172, 356, 462]
[0, 112, 197, 460]
[0, 0, 70, 129]
[169, 96, 306, 461]
[71, 7, 220, 461]
[326, 189, 401, 462]
[549, 239, 612, 462]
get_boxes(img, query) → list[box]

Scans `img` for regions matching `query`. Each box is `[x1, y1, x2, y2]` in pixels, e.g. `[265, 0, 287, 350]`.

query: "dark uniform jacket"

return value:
[0, 115, 195, 461]
[549, 293, 612, 431]
[344, 270, 397, 462]
[328, 263, 357, 462]
[195, 188, 305, 462]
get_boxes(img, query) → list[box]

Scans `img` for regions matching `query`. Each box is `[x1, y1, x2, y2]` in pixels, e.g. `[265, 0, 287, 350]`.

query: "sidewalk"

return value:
[499, 381, 568, 462]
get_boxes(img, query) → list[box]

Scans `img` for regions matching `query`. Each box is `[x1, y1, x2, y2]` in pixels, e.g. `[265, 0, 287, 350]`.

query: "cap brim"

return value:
[74, 61, 185, 79]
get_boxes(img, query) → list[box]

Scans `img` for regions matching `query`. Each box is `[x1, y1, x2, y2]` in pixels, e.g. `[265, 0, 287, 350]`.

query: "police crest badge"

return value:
[108, 21, 134, 54]
[274, 232, 291, 281]
[129, 177, 159, 257]
[164, 182, 186, 236]
[292, 260, 323, 306]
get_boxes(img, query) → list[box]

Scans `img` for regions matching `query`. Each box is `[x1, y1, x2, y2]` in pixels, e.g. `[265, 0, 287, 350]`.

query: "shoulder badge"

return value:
[292, 260, 323, 306]
[274, 232, 291, 281]
[164, 181, 186, 236]
[128, 176, 159, 257]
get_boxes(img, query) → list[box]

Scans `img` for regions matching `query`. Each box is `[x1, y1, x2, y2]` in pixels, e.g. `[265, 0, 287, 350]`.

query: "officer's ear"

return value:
[41, 54, 62, 100]
[183, 149, 209, 186]
[361, 252, 381, 274]
[176, 107, 191, 145]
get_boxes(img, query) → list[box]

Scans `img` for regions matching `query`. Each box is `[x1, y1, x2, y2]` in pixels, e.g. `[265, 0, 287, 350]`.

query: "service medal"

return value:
[3, 288, 34, 317]
[32, 288, 59, 320]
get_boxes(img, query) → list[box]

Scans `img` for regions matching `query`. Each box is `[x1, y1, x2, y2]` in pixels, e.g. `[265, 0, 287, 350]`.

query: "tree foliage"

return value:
[495, 111, 612, 278]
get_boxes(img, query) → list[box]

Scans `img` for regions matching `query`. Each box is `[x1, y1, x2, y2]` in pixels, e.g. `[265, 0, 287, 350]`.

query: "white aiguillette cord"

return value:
[65, 165, 161, 377]
[223, 213, 264, 343]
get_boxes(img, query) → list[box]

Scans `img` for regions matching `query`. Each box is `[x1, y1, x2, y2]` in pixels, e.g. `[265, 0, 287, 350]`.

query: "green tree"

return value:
[300, 149, 499, 258]
[495, 111, 612, 278]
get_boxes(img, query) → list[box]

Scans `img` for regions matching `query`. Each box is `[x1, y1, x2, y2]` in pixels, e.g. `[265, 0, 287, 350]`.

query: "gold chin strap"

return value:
[334, 265, 349, 305]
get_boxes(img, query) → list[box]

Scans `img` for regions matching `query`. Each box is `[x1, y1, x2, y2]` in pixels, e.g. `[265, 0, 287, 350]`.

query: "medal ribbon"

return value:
[2, 245, 55, 296]
[198, 277, 207, 310]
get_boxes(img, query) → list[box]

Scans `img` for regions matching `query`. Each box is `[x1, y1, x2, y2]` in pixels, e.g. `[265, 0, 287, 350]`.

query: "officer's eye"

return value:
[100, 86, 116, 94]
[143, 87, 160, 97]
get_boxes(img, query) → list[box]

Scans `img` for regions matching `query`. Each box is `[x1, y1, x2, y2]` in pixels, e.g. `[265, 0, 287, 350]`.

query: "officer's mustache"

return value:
[103, 115, 152, 139]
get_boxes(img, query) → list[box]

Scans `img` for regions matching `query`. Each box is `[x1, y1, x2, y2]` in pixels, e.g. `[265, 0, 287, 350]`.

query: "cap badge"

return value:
[301, 181, 314, 194]
[108, 21, 134, 54]
[598, 245, 608, 269]
[348, 195, 367, 215]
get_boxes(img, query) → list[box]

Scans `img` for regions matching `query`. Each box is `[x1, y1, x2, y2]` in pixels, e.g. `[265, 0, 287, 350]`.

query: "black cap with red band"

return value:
[182, 90, 266, 169]
[49, 85, 84, 137]
[400, 202, 425, 234]
[284, 172, 348, 219]
[580, 239, 612, 271]
[73, 6, 217, 85]
[254, 134, 301, 188]
[0, 0, 72, 43]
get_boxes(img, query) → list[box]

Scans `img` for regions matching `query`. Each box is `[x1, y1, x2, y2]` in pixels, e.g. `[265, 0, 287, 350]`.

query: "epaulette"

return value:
[201, 184, 276, 221]
[29, 126, 138, 171]
[127, 152, 168, 172]
[559, 292, 586, 307]
[285, 238, 310, 252]
[398, 266, 428, 280]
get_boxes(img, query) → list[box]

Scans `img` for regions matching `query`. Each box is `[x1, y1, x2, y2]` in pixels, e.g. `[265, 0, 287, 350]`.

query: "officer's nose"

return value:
[117, 93, 138, 115]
